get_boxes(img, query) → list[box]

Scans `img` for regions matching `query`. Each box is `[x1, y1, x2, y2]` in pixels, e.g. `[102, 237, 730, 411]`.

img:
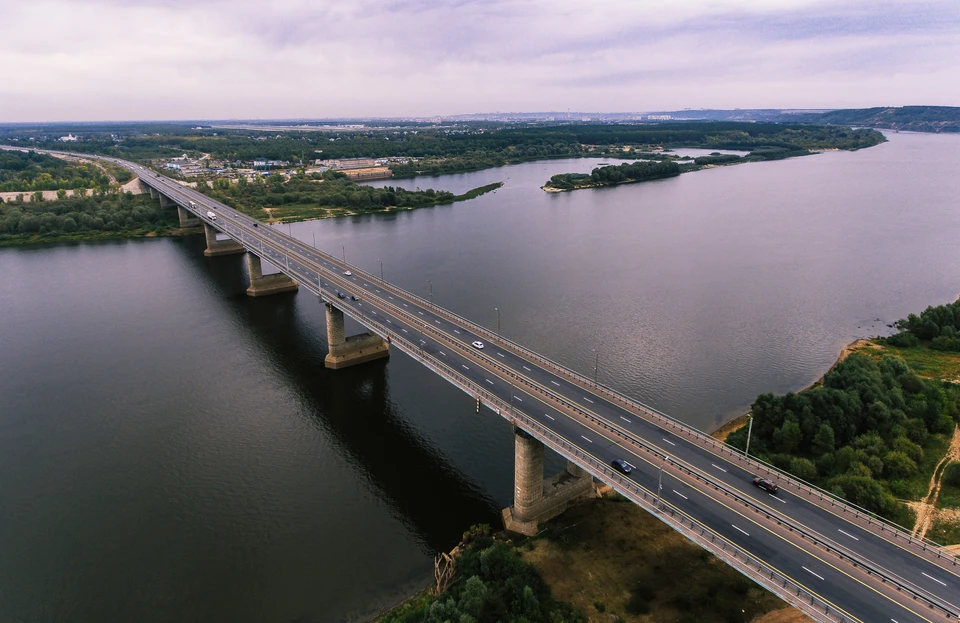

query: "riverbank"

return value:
[376, 496, 797, 623]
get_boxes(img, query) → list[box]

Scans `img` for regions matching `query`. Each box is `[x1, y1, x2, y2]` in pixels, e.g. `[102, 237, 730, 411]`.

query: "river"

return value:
[2, 131, 959, 622]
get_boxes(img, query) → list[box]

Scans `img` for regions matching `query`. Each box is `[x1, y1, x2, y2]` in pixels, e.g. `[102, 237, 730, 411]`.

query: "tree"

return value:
[790, 457, 817, 481]
[56, 188, 67, 200]
[812, 423, 836, 455]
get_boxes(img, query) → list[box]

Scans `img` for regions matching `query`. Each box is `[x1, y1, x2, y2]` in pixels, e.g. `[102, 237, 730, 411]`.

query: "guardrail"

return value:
[237, 229, 959, 619]
[134, 166, 959, 618]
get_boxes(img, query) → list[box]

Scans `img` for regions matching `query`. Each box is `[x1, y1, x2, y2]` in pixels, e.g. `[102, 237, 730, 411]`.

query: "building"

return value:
[59, 134, 78, 142]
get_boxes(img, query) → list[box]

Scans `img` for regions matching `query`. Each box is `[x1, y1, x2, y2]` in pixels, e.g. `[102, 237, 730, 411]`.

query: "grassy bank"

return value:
[377, 497, 794, 623]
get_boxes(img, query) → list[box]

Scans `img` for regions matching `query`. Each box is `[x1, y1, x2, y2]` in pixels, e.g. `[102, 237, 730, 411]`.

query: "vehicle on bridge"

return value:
[350, 294, 360, 301]
[335, 290, 345, 299]
[611, 458, 632, 474]
[752, 477, 778, 493]
[344, 270, 352, 276]
[206, 211, 217, 221]
[471, 341, 484, 349]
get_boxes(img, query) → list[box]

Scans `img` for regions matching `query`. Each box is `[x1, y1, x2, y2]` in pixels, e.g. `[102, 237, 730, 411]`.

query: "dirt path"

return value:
[911, 425, 960, 539]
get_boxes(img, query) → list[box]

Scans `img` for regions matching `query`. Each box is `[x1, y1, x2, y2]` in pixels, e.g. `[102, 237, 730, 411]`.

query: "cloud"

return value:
[0, 0, 957, 121]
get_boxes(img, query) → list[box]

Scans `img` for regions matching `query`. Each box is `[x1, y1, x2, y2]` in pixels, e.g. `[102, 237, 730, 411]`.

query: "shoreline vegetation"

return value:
[714, 308, 960, 545]
[0, 147, 504, 245]
[542, 125, 884, 192]
[376, 499, 795, 623]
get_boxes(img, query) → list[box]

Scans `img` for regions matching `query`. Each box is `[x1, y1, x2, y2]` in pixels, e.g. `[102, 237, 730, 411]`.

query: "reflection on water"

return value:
[2, 131, 960, 622]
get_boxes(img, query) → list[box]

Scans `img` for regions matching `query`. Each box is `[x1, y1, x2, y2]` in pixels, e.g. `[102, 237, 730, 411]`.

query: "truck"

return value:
[206, 211, 217, 221]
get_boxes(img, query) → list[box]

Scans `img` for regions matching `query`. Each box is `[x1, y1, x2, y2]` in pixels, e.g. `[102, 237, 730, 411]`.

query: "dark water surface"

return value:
[2, 131, 960, 622]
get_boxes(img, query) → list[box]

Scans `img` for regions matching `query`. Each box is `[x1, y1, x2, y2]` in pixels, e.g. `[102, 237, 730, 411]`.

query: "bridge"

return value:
[32, 150, 960, 622]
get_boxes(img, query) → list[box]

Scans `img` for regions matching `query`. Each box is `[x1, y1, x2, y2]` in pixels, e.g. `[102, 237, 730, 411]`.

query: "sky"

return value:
[1, 0, 958, 122]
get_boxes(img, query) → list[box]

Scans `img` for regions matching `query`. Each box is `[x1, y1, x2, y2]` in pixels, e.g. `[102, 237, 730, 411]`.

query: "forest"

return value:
[885, 300, 960, 351]
[382, 534, 585, 623]
[0, 150, 131, 192]
[0, 191, 179, 243]
[726, 353, 960, 527]
[545, 160, 681, 190]
[193, 170, 498, 222]
[1, 122, 885, 181]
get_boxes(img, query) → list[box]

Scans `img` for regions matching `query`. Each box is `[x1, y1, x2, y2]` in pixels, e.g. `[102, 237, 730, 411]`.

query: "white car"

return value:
[206, 211, 217, 221]
[471, 341, 484, 349]
[344, 270, 352, 276]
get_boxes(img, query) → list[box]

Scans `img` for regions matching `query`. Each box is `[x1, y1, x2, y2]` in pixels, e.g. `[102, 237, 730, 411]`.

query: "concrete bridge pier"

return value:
[245, 253, 298, 297]
[502, 427, 595, 536]
[324, 303, 389, 369]
[148, 187, 159, 200]
[158, 193, 175, 208]
[203, 223, 245, 257]
[177, 205, 199, 227]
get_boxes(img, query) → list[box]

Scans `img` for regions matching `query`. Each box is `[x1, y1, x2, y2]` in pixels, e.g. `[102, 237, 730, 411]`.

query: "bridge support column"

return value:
[245, 253, 298, 297]
[177, 205, 199, 227]
[502, 427, 595, 536]
[158, 193, 175, 208]
[203, 223, 244, 257]
[149, 187, 159, 200]
[324, 303, 389, 369]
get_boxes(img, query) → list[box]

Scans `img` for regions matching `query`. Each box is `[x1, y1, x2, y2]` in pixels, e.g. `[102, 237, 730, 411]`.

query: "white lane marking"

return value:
[583, 397, 594, 404]
[438, 350, 446, 356]
[769, 494, 786, 503]
[454, 330, 461, 334]
[389, 296, 394, 299]
[462, 365, 469, 371]
[497, 352, 505, 358]
[371, 311, 377, 315]
[523, 366, 532, 371]
[802, 567, 825, 581]
[662, 438, 676, 446]
[544, 413, 555, 420]
[403, 303, 408, 307]
[418, 311, 424, 315]
[892, 619, 900, 623]
[922, 572, 947, 587]
[485, 379, 494, 385]
[402, 329, 408, 333]
[732, 525, 750, 537]
[376, 290, 381, 293]
[837, 529, 859, 541]
[513, 396, 523, 402]
[386, 319, 391, 323]
[551, 380, 560, 386]
[435, 320, 441, 325]
[621, 416, 632, 423]
[711, 463, 727, 473]
[581, 435, 592, 443]
[672, 490, 688, 500]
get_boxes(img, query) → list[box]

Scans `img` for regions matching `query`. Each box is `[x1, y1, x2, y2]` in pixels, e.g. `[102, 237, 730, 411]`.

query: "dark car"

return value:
[611, 458, 632, 474]
[752, 477, 778, 493]
[335, 290, 345, 299]
[252, 222, 258, 228]
[350, 294, 360, 301]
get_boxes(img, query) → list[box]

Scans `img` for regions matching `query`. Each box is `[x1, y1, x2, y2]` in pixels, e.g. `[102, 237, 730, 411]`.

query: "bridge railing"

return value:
[348, 270, 956, 559]
[161, 170, 953, 559]
[138, 170, 958, 618]
[142, 167, 957, 568]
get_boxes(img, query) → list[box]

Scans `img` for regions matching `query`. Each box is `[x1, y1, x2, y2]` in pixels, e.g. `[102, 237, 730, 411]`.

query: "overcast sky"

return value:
[1, 0, 958, 122]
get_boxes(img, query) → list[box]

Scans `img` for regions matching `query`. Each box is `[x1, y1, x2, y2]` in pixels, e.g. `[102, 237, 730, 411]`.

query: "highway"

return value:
[26, 150, 960, 622]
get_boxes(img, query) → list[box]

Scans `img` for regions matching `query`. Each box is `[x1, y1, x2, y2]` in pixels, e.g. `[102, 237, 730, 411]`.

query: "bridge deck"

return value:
[65, 153, 960, 622]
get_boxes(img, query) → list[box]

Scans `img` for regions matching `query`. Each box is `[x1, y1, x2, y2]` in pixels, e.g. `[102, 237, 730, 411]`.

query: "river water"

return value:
[2, 131, 959, 622]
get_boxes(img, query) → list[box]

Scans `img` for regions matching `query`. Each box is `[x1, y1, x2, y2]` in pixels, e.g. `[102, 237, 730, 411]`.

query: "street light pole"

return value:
[655, 462, 663, 511]
[379, 259, 383, 282]
[495, 307, 500, 337]
[428, 280, 433, 305]
[341, 243, 345, 263]
[593, 349, 599, 383]
[312, 231, 316, 248]
[744, 415, 754, 458]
